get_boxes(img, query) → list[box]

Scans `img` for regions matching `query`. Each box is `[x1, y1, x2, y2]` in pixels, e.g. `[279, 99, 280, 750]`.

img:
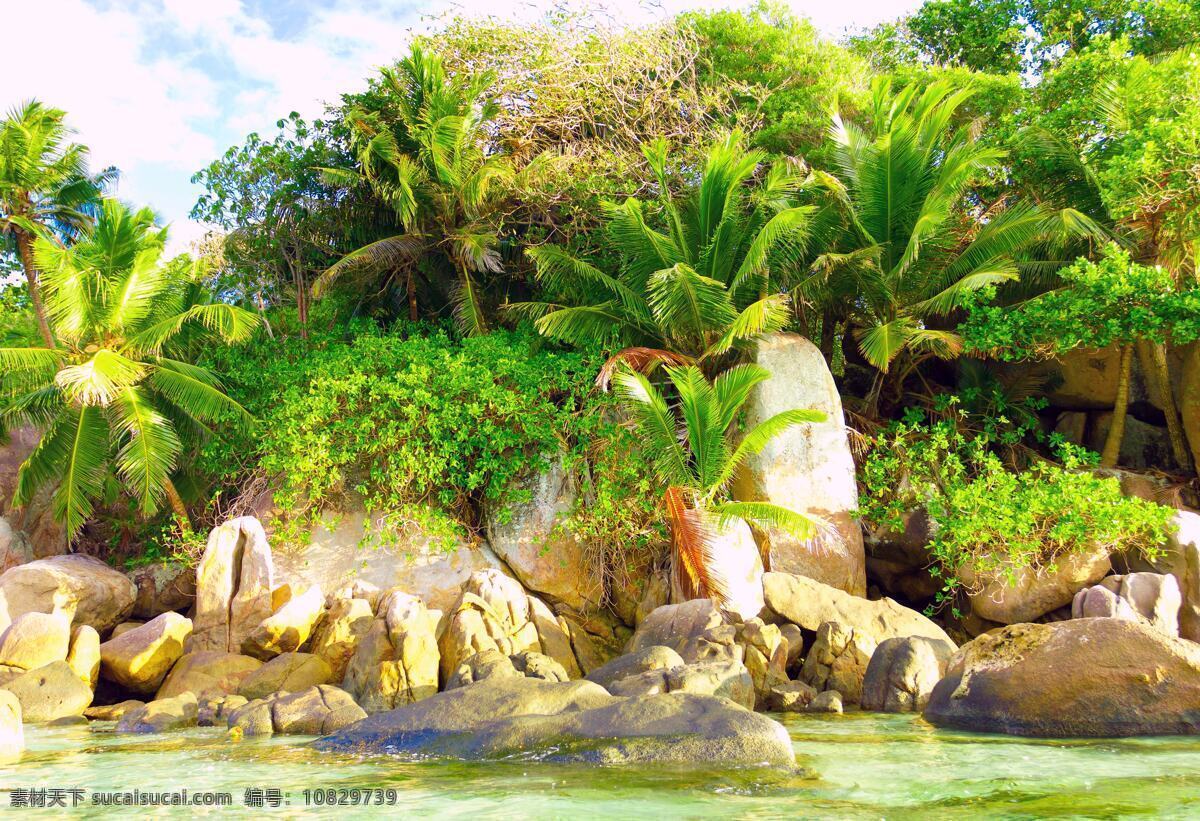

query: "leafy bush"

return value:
[859, 414, 1174, 611]
[201, 321, 662, 556]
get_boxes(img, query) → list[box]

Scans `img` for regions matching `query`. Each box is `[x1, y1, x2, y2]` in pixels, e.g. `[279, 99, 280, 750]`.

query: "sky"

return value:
[3, 0, 917, 254]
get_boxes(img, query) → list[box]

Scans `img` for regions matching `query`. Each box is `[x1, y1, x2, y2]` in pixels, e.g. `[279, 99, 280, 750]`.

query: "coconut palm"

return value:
[513, 133, 817, 384]
[799, 78, 1089, 405]
[614, 362, 825, 603]
[0, 199, 257, 538]
[0, 101, 116, 347]
[315, 46, 539, 334]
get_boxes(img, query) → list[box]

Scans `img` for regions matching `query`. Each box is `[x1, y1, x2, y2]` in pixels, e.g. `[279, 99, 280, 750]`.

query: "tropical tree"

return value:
[797, 78, 1096, 406]
[0, 101, 115, 348]
[315, 46, 540, 334]
[0, 200, 257, 538]
[614, 362, 825, 603]
[515, 132, 816, 384]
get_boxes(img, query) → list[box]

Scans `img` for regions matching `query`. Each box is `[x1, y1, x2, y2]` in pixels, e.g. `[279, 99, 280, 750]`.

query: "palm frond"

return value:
[110, 386, 181, 515]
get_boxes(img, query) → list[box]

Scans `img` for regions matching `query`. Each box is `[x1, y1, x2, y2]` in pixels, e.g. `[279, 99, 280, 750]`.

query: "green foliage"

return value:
[858, 416, 1174, 608]
[0, 200, 256, 538]
[0, 283, 38, 346]
[515, 133, 814, 370]
[614, 362, 824, 600]
[200, 321, 647, 547]
[962, 245, 1200, 359]
[683, 1, 870, 159]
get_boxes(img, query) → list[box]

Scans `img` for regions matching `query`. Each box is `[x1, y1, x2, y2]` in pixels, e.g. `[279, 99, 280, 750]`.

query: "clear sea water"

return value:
[4, 710, 1200, 818]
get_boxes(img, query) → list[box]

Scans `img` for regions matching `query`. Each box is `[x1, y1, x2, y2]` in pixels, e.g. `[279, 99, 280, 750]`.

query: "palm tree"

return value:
[0, 101, 115, 348]
[800, 78, 1088, 407]
[0, 199, 257, 539]
[315, 46, 537, 334]
[514, 133, 817, 384]
[614, 362, 825, 603]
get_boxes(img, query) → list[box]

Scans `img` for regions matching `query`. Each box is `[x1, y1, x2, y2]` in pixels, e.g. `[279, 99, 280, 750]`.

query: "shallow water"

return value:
[3, 711, 1200, 818]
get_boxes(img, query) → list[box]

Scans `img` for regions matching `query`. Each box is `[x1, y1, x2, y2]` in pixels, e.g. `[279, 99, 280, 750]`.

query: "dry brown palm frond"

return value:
[595, 347, 692, 391]
[664, 485, 729, 605]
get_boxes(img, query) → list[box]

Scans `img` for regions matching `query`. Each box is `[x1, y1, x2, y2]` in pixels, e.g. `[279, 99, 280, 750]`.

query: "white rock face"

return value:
[485, 455, 601, 613]
[272, 509, 509, 615]
[731, 334, 866, 596]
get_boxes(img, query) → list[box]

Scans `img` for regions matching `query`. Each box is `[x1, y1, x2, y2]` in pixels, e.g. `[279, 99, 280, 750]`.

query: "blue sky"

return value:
[5, 0, 916, 254]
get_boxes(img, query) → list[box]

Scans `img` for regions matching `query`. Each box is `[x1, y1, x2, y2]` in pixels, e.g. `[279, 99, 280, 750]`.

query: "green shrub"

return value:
[858, 414, 1174, 612]
[200, 320, 663, 557]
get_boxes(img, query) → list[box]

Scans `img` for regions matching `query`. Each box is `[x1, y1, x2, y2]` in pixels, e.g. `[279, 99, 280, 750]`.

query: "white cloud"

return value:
[5, 0, 916, 256]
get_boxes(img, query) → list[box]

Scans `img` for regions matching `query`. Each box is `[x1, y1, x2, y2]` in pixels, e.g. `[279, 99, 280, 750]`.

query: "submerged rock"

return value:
[116, 693, 199, 734]
[314, 677, 794, 767]
[924, 619, 1200, 737]
[806, 690, 843, 714]
[860, 636, 955, 713]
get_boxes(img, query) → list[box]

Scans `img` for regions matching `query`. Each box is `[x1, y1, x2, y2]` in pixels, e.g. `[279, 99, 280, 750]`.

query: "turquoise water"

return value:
[3, 711, 1200, 818]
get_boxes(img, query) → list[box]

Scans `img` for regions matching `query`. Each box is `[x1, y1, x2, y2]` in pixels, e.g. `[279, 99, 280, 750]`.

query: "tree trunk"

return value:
[163, 478, 191, 527]
[14, 230, 55, 348]
[818, 314, 836, 364]
[407, 270, 418, 322]
[1101, 344, 1134, 468]
[1145, 341, 1193, 471]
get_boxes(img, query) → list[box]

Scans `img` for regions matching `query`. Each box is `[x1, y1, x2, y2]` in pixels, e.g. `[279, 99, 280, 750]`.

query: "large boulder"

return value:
[0, 612, 71, 670]
[241, 585, 324, 660]
[0, 690, 22, 761]
[800, 621, 874, 704]
[485, 456, 601, 613]
[273, 508, 509, 614]
[626, 599, 729, 662]
[1, 661, 92, 722]
[438, 570, 581, 682]
[308, 597, 375, 683]
[67, 625, 100, 687]
[959, 545, 1112, 624]
[762, 572, 953, 647]
[115, 693, 199, 734]
[731, 334, 866, 595]
[1117, 512, 1200, 642]
[861, 636, 955, 713]
[585, 646, 686, 691]
[0, 554, 135, 634]
[924, 619, 1200, 737]
[608, 660, 756, 710]
[156, 651, 262, 701]
[99, 612, 192, 694]
[1072, 572, 1181, 636]
[128, 562, 195, 619]
[314, 677, 794, 767]
[188, 517, 274, 654]
[238, 652, 331, 700]
[229, 685, 366, 737]
[343, 591, 439, 713]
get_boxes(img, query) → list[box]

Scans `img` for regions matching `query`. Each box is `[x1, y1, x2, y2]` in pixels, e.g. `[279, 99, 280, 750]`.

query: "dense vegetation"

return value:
[2, 0, 1196, 614]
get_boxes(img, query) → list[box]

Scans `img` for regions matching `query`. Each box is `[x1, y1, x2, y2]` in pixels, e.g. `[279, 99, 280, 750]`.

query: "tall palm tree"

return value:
[799, 78, 1089, 406]
[514, 133, 817, 384]
[315, 46, 538, 334]
[0, 101, 115, 348]
[0, 200, 257, 538]
[614, 363, 825, 603]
